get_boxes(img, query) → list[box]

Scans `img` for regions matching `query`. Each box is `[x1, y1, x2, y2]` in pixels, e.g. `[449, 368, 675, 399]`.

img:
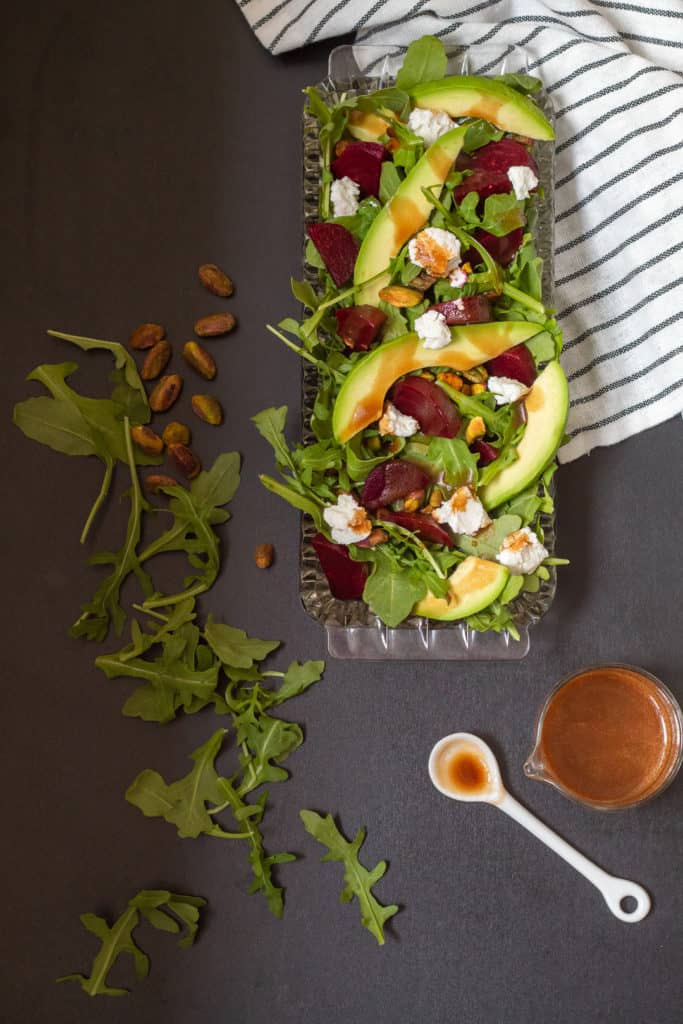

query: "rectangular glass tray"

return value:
[299, 42, 558, 660]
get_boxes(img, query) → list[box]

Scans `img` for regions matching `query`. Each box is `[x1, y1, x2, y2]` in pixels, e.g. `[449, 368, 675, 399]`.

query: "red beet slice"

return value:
[336, 305, 387, 351]
[331, 142, 385, 198]
[392, 376, 461, 438]
[471, 439, 499, 466]
[469, 139, 539, 178]
[311, 533, 368, 600]
[307, 222, 358, 287]
[454, 168, 511, 205]
[377, 509, 453, 547]
[472, 227, 524, 267]
[486, 343, 537, 387]
[428, 295, 491, 325]
[362, 460, 430, 511]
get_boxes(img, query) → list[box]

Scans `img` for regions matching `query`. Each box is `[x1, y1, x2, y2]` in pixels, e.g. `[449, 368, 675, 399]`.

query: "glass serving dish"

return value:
[299, 42, 558, 660]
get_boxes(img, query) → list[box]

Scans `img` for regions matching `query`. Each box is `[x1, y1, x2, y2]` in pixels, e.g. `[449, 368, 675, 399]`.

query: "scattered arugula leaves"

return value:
[300, 810, 399, 946]
[58, 890, 206, 996]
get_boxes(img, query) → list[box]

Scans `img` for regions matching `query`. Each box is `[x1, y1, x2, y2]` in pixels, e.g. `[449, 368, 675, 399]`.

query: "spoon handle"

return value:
[498, 792, 651, 923]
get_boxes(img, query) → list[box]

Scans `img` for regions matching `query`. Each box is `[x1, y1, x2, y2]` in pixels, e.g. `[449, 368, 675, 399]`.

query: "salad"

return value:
[255, 36, 569, 637]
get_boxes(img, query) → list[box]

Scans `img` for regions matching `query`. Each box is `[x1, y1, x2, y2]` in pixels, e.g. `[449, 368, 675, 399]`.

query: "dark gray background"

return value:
[3, 3, 681, 1022]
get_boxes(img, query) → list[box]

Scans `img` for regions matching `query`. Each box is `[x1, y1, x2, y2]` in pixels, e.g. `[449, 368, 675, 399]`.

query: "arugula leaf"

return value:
[137, 452, 241, 611]
[426, 437, 478, 487]
[71, 418, 152, 642]
[379, 161, 402, 204]
[362, 548, 426, 627]
[13, 362, 159, 543]
[47, 329, 148, 407]
[58, 890, 206, 996]
[396, 35, 447, 91]
[96, 614, 221, 723]
[205, 619, 280, 669]
[494, 73, 542, 94]
[462, 119, 504, 153]
[456, 514, 522, 558]
[300, 810, 399, 945]
[252, 406, 297, 472]
[126, 729, 231, 838]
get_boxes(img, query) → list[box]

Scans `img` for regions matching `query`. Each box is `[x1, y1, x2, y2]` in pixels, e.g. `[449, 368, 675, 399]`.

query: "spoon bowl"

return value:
[428, 732, 504, 803]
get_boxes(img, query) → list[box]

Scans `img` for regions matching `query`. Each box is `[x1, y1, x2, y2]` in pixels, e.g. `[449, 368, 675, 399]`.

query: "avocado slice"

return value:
[479, 360, 569, 509]
[410, 76, 554, 141]
[414, 556, 509, 620]
[332, 321, 542, 444]
[354, 124, 468, 305]
[347, 110, 391, 141]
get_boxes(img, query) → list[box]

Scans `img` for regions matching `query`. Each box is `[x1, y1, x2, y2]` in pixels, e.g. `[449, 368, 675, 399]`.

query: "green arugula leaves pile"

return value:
[59, 890, 206, 996]
[300, 811, 399, 945]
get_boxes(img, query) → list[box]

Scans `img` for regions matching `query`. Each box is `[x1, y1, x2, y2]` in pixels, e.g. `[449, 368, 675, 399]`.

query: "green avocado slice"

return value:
[332, 321, 542, 444]
[353, 124, 468, 306]
[410, 76, 554, 141]
[479, 360, 569, 509]
[414, 556, 509, 620]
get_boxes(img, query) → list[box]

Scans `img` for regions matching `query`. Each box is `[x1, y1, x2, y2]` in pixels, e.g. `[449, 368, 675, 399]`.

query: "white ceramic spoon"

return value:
[428, 732, 651, 923]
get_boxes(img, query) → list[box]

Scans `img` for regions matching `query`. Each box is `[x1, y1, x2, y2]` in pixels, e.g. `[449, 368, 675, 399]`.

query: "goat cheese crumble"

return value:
[407, 107, 456, 147]
[507, 165, 539, 201]
[409, 227, 461, 278]
[378, 401, 420, 438]
[414, 308, 452, 349]
[433, 485, 491, 536]
[487, 375, 530, 406]
[323, 494, 372, 546]
[330, 176, 360, 217]
[497, 527, 548, 575]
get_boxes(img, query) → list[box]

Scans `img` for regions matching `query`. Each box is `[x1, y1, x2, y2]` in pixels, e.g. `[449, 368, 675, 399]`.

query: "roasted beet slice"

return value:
[306, 222, 358, 287]
[311, 533, 368, 600]
[471, 439, 499, 466]
[392, 376, 461, 438]
[336, 305, 387, 351]
[428, 295, 491, 325]
[486, 343, 537, 387]
[469, 139, 539, 178]
[453, 168, 511, 205]
[362, 461, 430, 511]
[377, 509, 453, 547]
[331, 142, 385, 198]
[471, 227, 524, 267]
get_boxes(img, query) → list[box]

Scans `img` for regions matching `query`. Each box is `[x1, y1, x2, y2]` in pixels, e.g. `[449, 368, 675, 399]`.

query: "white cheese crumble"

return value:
[378, 401, 419, 438]
[507, 165, 539, 200]
[409, 227, 461, 278]
[449, 268, 468, 288]
[323, 494, 372, 546]
[433, 486, 491, 536]
[487, 375, 530, 406]
[407, 107, 456, 147]
[414, 308, 452, 350]
[330, 176, 360, 217]
[497, 526, 548, 575]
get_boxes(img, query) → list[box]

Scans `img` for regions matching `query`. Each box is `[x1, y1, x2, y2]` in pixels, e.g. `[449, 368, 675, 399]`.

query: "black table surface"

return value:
[3, 4, 682, 1022]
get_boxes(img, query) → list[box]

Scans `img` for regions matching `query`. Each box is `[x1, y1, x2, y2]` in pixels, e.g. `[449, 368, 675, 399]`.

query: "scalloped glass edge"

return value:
[298, 42, 559, 660]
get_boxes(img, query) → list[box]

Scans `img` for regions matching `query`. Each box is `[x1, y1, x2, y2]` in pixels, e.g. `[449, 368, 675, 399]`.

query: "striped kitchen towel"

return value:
[238, 1, 683, 462]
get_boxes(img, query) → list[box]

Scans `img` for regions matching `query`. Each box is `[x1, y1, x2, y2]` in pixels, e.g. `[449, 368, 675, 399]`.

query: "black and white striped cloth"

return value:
[238, 1, 683, 462]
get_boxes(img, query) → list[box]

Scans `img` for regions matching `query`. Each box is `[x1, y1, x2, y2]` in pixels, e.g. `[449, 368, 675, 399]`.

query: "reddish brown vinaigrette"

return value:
[433, 744, 492, 797]
[534, 666, 682, 808]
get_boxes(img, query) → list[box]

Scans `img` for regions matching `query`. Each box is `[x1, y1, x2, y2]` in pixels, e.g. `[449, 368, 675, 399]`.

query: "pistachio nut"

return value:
[194, 312, 236, 338]
[130, 425, 164, 456]
[168, 443, 202, 480]
[191, 394, 223, 425]
[149, 374, 183, 412]
[161, 421, 191, 446]
[141, 339, 172, 381]
[198, 263, 234, 297]
[129, 322, 165, 350]
[183, 341, 217, 380]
